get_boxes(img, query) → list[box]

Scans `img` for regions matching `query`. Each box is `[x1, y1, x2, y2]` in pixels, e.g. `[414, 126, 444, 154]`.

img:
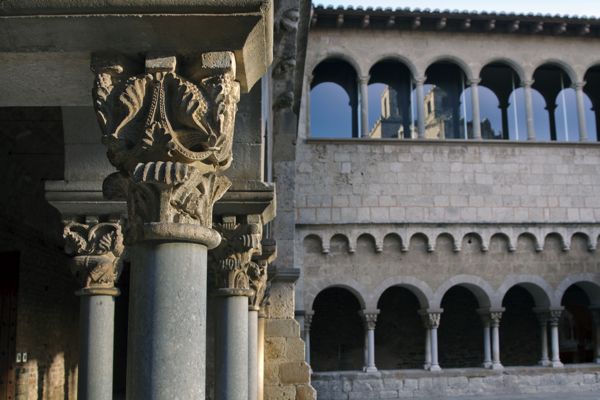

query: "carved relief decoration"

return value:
[63, 220, 124, 291]
[210, 215, 264, 291]
[249, 238, 277, 308]
[92, 53, 240, 240]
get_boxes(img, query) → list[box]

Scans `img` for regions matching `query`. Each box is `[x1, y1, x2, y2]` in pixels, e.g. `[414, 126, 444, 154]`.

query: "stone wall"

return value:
[312, 366, 600, 399]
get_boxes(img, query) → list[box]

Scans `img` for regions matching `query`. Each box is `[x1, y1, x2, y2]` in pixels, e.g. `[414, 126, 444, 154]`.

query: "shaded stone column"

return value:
[211, 214, 264, 400]
[257, 309, 267, 400]
[359, 75, 370, 137]
[477, 311, 492, 369]
[63, 219, 124, 400]
[304, 311, 314, 365]
[549, 308, 565, 368]
[499, 99, 510, 139]
[546, 103, 558, 141]
[523, 80, 537, 141]
[574, 82, 589, 141]
[590, 307, 600, 364]
[415, 77, 427, 139]
[91, 52, 240, 399]
[490, 310, 504, 370]
[535, 310, 551, 366]
[426, 310, 442, 372]
[359, 310, 379, 372]
[419, 312, 432, 370]
[469, 78, 482, 139]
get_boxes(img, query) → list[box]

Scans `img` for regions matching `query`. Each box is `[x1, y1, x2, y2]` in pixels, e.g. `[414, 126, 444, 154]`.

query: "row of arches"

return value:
[303, 230, 600, 255]
[310, 57, 600, 142]
[306, 277, 600, 372]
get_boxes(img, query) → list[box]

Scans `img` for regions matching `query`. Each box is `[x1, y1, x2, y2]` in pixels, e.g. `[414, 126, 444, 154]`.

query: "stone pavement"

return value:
[442, 394, 600, 400]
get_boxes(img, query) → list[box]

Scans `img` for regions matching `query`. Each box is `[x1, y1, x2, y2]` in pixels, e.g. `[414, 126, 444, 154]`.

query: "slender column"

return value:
[535, 311, 550, 366]
[91, 52, 240, 399]
[212, 215, 264, 400]
[257, 310, 266, 400]
[425, 310, 442, 372]
[359, 75, 370, 137]
[359, 310, 379, 372]
[590, 307, 600, 364]
[499, 99, 510, 139]
[415, 77, 427, 138]
[63, 219, 124, 400]
[477, 311, 492, 369]
[546, 103, 558, 141]
[470, 78, 482, 139]
[574, 82, 589, 141]
[549, 309, 564, 368]
[523, 80, 537, 141]
[304, 311, 314, 365]
[421, 315, 432, 370]
[248, 306, 259, 400]
[490, 311, 504, 370]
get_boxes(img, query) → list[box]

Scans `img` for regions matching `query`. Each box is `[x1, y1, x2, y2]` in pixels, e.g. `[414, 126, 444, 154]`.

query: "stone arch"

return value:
[571, 231, 595, 252]
[544, 232, 569, 252]
[531, 58, 579, 84]
[368, 54, 418, 80]
[306, 279, 367, 311]
[309, 52, 363, 79]
[367, 276, 433, 310]
[462, 231, 485, 252]
[517, 232, 543, 252]
[302, 233, 324, 254]
[555, 274, 600, 306]
[496, 275, 555, 308]
[329, 233, 351, 254]
[476, 57, 526, 83]
[435, 232, 459, 252]
[356, 232, 377, 253]
[383, 232, 405, 252]
[432, 275, 494, 309]
[489, 232, 515, 252]
[409, 232, 433, 252]
[423, 55, 474, 80]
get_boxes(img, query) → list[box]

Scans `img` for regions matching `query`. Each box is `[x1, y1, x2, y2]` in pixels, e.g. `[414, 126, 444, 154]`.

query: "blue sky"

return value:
[316, 1, 600, 17]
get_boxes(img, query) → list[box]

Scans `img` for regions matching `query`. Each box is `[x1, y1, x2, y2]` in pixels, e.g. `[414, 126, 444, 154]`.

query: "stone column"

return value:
[574, 82, 589, 141]
[546, 103, 558, 141]
[359, 310, 379, 372]
[549, 309, 565, 368]
[420, 313, 432, 370]
[415, 77, 427, 139]
[359, 75, 370, 138]
[523, 80, 537, 141]
[211, 215, 264, 400]
[91, 52, 240, 399]
[590, 307, 600, 364]
[427, 310, 442, 372]
[499, 99, 510, 139]
[63, 219, 124, 400]
[470, 78, 482, 139]
[490, 311, 504, 370]
[304, 311, 314, 365]
[535, 311, 551, 366]
[257, 309, 267, 400]
[248, 305, 259, 400]
[478, 311, 492, 369]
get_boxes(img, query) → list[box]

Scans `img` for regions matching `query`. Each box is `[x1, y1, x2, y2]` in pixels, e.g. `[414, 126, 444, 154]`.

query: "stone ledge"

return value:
[305, 138, 600, 148]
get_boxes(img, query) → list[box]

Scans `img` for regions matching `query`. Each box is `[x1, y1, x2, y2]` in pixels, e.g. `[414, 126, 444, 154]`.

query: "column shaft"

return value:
[215, 294, 250, 400]
[524, 82, 536, 140]
[248, 308, 259, 400]
[575, 83, 589, 141]
[595, 321, 600, 364]
[430, 327, 441, 371]
[416, 79, 426, 138]
[78, 294, 116, 400]
[482, 325, 492, 368]
[305, 329, 311, 365]
[127, 242, 207, 399]
[470, 80, 482, 139]
[359, 77, 369, 137]
[540, 321, 550, 366]
[491, 324, 502, 369]
[424, 328, 431, 370]
[257, 313, 266, 400]
[366, 328, 377, 372]
[550, 321, 564, 368]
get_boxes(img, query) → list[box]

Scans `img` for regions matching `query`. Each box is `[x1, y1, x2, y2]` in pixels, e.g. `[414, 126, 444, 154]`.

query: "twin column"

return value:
[359, 310, 379, 372]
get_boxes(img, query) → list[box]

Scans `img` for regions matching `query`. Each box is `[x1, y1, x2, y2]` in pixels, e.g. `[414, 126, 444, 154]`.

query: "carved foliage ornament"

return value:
[249, 238, 276, 308]
[92, 53, 240, 234]
[63, 221, 124, 291]
[210, 215, 263, 291]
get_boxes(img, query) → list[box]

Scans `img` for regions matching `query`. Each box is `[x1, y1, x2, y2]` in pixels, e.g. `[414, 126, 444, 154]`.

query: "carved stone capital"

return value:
[490, 311, 503, 327]
[210, 215, 264, 295]
[549, 309, 563, 325]
[249, 238, 276, 309]
[92, 52, 241, 246]
[420, 310, 442, 329]
[304, 311, 314, 331]
[63, 219, 124, 296]
[359, 310, 380, 330]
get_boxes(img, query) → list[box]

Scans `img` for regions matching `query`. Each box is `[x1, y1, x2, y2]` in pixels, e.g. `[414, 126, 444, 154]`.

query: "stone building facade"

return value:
[297, 5, 600, 399]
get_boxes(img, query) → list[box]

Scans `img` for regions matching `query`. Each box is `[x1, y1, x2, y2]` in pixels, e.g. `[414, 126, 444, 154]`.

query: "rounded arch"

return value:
[531, 59, 578, 84]
[496, 275, 555, 308]
[435, 232, 459, 252]
[555, 274, 600, 306]
[309, 52, 362, 80]
[432, 275, 494, 309]
[302, 233, 324, 252]
[423, 55, 474, 80]
[477, 58, 526, 83]
[367, 276, 433, 310]
[368, 54, 418, 79]
[306, 279, 367, 311]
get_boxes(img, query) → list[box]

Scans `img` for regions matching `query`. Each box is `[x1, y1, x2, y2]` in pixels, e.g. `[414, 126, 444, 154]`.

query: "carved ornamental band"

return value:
[91, 52, 240, 246]
[63, 220, 124, 296]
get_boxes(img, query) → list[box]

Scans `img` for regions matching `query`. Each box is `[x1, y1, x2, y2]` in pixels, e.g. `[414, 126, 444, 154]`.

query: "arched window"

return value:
[424, 61, 469, 139]
[311, 287, 363, 371]
[310, 58, 359, 138]
[583, 66, 600, 141]
[367, 60, 414, 138]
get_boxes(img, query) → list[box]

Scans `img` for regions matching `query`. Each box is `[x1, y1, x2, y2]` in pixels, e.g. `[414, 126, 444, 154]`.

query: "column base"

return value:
[482, 361, 492, 369]
[423, 363, 431, 370]
[429, 365, 442, 372]
[551, 360, 564, 368]
[538, 359, 551, 367]
[491, 363, 504, 370]
[363, 366, 378, 373]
